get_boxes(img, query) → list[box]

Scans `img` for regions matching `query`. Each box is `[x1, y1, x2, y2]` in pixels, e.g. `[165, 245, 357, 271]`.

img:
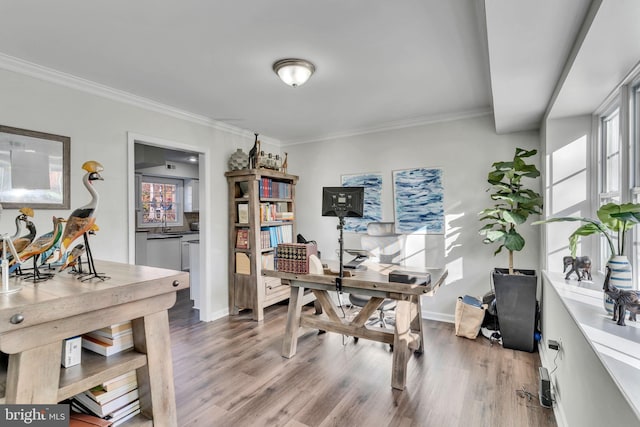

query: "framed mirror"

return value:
[0, 125, 70, 209]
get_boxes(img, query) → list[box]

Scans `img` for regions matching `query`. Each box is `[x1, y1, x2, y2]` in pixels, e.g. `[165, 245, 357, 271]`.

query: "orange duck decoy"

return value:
[59, 160, 104, 257]
[16, 216, 65, 281]
[17, 216, 65, 264]
[59, 243, 85, 272]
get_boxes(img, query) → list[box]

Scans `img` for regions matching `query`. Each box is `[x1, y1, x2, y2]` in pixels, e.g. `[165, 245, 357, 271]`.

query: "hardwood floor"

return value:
[168, 290, 556, 427]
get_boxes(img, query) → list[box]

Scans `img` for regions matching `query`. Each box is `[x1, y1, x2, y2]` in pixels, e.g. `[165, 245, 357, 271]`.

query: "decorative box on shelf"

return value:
[275, 243, 318, 274]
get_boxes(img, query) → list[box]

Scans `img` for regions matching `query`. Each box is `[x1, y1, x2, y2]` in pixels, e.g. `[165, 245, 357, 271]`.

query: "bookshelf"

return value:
[225, 169, 298, 321]
[0, 261, 188, 427]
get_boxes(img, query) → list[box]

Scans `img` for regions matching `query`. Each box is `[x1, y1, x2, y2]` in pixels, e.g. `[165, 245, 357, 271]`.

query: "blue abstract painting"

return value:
[341, 173, 383, 233]
[393, 168, 444, 234]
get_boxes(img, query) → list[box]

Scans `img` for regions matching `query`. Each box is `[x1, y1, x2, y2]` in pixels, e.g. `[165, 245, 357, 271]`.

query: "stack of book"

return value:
[71, 371, 141, 426]
[259, 178, 292, 198]
[82, 321, 134, 357]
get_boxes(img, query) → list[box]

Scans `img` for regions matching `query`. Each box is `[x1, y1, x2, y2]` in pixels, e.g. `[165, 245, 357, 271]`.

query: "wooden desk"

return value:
[0, 260, 188, 427]
[264, 264, 447, 390]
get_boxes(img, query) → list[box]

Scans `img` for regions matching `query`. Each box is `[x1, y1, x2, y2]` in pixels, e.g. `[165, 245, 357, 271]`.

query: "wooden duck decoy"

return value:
[10, 219, 37, 255]
[59, 243, 85, 272]
[9, 207, 34, 239]
[16, 216, 65, 281]
[17, 217, 65, 263]
[0, 207, 34, 258]
[59, 160, 104, 256]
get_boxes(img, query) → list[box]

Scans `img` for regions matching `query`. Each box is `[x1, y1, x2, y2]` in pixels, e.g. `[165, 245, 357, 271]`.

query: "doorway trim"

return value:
[127, 132, 210, 321]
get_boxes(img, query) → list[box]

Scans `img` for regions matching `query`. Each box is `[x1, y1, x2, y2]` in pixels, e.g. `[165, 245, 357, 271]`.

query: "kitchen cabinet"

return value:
[185, 179, 199, 212]
[145, 236, 182, 271]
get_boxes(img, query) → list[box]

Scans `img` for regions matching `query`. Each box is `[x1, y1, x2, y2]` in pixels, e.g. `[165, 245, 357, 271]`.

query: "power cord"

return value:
[516, 384, 555, 409]
[549, 347, 560, 375]
[336, 291, 351, 346]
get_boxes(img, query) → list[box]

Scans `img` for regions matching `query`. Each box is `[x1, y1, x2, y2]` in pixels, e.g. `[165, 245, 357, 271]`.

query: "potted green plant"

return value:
[478, 147, 543, 352]
[535, 202, 640, 313]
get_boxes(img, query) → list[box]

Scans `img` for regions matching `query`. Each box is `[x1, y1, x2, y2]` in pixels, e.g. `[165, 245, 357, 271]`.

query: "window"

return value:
[602, 108, 621, 194]
[598, 107, 622, 270]
[138, 176, 183, 228]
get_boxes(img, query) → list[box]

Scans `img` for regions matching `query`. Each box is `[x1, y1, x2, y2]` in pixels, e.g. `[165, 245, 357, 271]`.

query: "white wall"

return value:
[0, 67, 258, 321]
[286, 114, 541, 321]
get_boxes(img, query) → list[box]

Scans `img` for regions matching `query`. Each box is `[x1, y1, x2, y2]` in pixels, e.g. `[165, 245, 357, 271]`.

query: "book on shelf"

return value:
[260, 229, 271, 249]
[259, 201, 292, 223]
[84, 330, 133, 347]
[237, 203, 249, 223]
[105, 399, 140, 422]
[81, 334, 134, 357]
[86, 379, 138, 405]
[261, 253, 275, 270]
[102, 371, 137, 392]
[259, 178, 292, 199]
[92, 321, 132, 337]
[71, 401, 141, 426]
[236, 229, 249, 249]
[72, 388, 139, 418]
[275, 211, 294, 221]
[235, 252, 251, 274]
[259, 224, 293, 249]
[111, 408, 141, 427]
[69, 412, 113, 427]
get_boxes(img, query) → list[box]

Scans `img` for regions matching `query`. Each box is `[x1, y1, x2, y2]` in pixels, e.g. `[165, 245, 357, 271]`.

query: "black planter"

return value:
[492, 268, 538, 352]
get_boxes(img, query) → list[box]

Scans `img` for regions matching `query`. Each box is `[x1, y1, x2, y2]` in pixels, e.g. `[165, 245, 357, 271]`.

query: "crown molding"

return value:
[0, 52, 268, 142]
[281, 107, 493, 146]
[0, 52, 490, 148]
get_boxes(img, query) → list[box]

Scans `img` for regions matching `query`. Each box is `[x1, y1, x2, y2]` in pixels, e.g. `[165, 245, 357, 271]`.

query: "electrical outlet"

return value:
[548, 339, 560, 351]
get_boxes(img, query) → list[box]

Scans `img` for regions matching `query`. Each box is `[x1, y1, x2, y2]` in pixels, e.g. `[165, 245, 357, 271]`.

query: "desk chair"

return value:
[349, 222, 406, 331]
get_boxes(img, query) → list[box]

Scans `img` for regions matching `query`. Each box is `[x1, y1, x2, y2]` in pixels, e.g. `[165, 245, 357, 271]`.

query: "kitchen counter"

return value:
[138, 230, 199, 239]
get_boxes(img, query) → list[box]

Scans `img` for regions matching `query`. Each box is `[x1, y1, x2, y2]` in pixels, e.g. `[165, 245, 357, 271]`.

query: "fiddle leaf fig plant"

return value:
[479, 147, 543, 275]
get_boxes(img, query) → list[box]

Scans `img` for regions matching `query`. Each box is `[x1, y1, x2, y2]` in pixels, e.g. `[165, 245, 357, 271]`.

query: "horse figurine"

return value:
[603, 266, 640, 326]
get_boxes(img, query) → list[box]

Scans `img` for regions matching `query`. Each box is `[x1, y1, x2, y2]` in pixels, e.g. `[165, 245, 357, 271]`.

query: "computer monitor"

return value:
[321, 186, 364, 218]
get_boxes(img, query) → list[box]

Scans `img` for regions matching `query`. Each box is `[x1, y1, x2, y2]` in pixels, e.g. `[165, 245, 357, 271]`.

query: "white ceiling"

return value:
[0, 1, 635, 144]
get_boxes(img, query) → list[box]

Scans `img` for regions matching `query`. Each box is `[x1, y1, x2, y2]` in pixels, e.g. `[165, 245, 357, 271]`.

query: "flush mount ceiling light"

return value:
[272, 58, 315, 87]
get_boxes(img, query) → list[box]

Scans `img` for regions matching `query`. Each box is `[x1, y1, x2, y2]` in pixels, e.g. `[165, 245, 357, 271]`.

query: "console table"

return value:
[264, 264, 447, 390]
[0, 260, 188, 427]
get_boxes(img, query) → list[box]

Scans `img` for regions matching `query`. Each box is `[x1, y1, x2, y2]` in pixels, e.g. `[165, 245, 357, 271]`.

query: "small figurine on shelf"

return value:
[249, 133, 261, 169]
[281, 152, 288, 174]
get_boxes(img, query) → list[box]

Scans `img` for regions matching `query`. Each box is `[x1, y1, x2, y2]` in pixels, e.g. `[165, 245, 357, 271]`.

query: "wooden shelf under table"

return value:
[0, 260, 188, 427]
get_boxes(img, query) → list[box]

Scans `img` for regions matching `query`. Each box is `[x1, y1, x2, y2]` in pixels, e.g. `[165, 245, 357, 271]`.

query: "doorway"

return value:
[127, 132, 208, 322]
